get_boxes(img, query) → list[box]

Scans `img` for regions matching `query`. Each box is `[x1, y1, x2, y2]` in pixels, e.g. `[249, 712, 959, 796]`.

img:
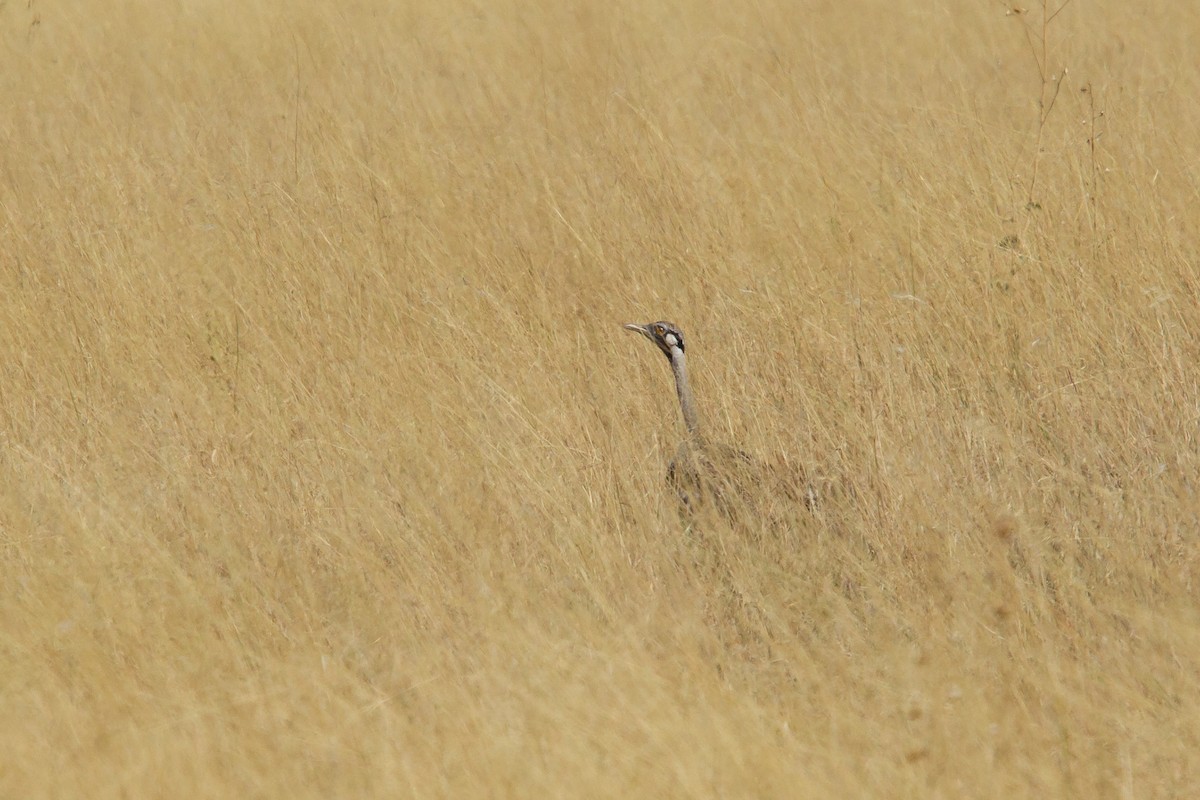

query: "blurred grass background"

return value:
[2, 0, 1199, 796]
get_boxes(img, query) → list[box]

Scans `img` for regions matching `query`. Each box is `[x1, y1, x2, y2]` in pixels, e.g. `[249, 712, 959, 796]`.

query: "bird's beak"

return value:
[622, 323, 651, 339]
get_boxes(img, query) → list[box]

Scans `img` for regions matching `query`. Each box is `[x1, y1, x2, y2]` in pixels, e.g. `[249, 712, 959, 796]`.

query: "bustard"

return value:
[622, 320, 816, 519]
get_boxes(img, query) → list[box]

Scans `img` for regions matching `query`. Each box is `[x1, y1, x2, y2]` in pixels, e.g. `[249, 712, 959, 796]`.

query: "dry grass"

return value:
[3, 0, 1199, 796]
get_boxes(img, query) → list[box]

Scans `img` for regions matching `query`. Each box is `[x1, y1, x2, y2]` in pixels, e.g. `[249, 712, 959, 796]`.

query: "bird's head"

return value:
[623, 321, 686, 360]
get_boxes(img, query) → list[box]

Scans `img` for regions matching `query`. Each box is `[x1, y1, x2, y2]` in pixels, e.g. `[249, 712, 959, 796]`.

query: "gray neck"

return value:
[668, 345, 701, 437]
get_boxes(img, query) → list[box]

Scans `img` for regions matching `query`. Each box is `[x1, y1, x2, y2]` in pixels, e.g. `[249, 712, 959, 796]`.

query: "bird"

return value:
[622, 320, 817, 521]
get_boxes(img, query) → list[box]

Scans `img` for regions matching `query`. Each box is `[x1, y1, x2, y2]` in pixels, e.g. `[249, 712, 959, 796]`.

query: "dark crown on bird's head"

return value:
[623, 320, 685, 359]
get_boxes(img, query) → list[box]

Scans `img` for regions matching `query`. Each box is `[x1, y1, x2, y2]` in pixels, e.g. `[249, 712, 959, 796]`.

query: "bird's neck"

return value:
[669, 346, 702, 438]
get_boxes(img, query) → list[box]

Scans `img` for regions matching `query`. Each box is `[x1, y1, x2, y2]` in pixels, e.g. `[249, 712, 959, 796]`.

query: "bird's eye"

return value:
[654, 325, 665, 336]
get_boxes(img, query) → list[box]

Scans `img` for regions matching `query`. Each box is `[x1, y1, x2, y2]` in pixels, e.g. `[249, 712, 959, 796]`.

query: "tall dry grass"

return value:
[2, 0, 1199, 796]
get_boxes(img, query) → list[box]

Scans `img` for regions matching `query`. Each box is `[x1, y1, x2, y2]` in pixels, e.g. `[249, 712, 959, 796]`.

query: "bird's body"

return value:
[622, 320, 816, 520]
[668, 436, 760, 517]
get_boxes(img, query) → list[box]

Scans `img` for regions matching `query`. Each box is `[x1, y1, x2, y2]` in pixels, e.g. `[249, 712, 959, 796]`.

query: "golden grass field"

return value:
[3, 0, 1199, 796]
